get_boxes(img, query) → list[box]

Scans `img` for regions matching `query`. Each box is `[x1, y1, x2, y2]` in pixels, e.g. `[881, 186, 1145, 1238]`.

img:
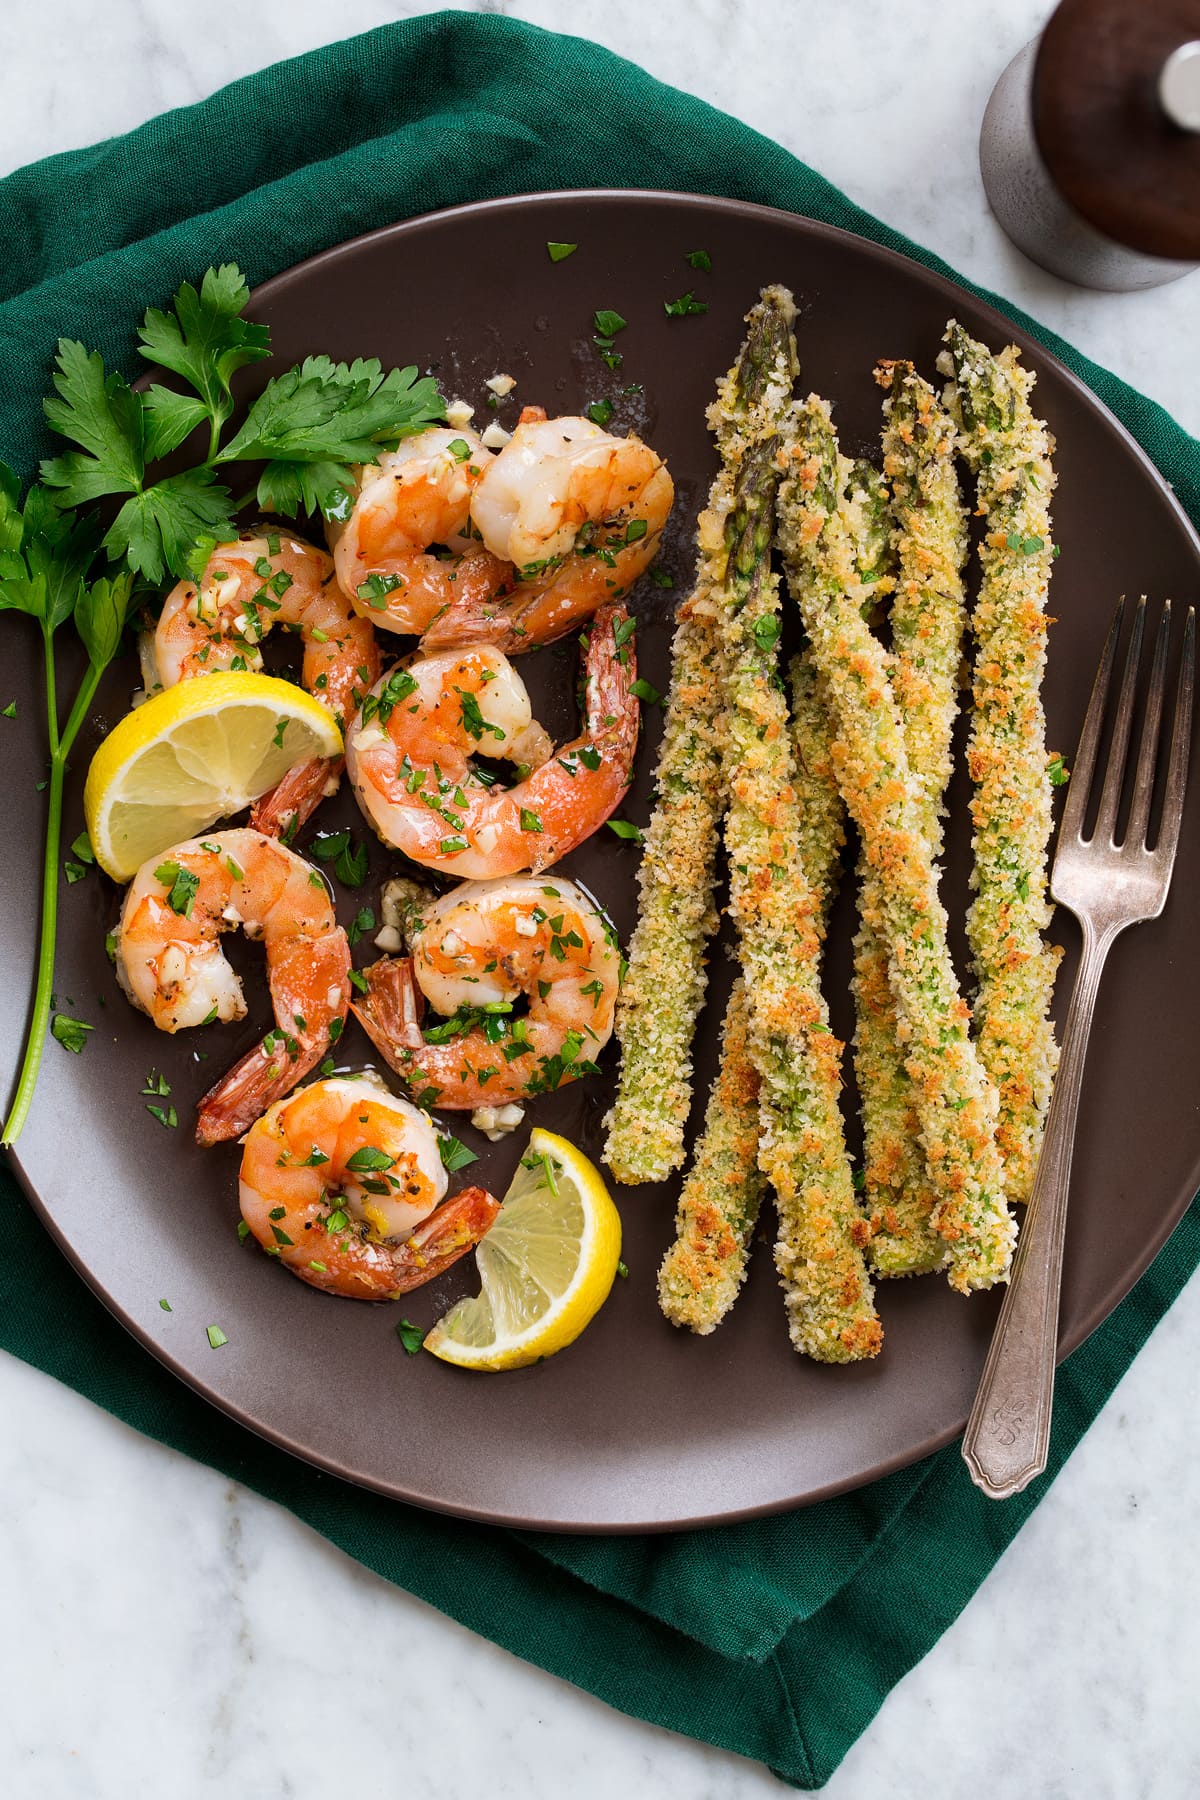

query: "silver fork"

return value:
[963, 595, 1195, 1500]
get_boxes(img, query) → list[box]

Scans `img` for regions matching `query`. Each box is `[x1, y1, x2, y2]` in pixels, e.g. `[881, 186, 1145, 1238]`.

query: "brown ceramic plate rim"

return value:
[7, 189, 1200, 1533]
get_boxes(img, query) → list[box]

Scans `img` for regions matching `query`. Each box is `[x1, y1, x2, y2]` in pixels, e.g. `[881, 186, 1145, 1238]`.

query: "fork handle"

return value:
[962, 917, 1120, 1499]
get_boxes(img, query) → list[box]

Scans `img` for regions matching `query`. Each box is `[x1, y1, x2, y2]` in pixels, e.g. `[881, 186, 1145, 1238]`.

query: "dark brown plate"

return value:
[3, 192, 1198, 1532]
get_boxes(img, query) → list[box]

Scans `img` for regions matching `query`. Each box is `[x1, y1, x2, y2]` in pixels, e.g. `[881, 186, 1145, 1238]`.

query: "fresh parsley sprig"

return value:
[38, 266, 445, 583]
[1, 262, 447, 1145]
[0, 471, 134, 1142]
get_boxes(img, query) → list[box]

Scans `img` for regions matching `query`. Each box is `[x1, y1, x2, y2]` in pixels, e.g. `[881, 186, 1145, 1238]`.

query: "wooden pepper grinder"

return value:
[980, 0, 1200, 289]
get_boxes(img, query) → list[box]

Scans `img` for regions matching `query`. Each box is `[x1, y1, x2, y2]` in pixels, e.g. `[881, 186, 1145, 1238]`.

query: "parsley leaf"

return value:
[137, 264, 271, 449]
[40, 339, 144, 504]
[664, 291, 708, 318]
[684, 249, 712, 271]
[51, 1014, 93, 1053]
[395, 1318, 425, 1355]
[103, 467, 236, 586]
[547, 242, 577, 262]
[607, 819, 645, 843]
[592, 309, 627, 339]
[438, 1134, 479, 1172]
[215, 356, 445, 521]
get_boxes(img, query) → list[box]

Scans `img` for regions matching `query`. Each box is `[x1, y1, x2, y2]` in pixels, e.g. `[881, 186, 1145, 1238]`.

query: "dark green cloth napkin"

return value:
[1, 13, 1197, 1788]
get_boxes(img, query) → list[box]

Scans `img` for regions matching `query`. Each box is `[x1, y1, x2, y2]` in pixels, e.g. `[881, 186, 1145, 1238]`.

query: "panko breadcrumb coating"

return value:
[603, 580, 727, 1185]
[712, 290, 881, 1361]
[779, 393, 1016, 1295]
[861, 363, 969, 1278]
[657, 979, 764, 1331]
[944, 322, 1062, 1205]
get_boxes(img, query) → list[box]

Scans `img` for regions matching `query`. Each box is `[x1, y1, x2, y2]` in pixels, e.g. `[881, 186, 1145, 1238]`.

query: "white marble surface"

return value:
[1, 3, 1197, 1796]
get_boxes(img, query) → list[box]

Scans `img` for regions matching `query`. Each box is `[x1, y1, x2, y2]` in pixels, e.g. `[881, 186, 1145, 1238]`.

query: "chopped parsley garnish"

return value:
[752, 614, 780, 654]
[629, 678, 660, 704]
[616, 1259, 630, 1278]
[521, 1148, 560, 1197]
[309, 829, 369, 888]
[70, 831, 95, 865]
[51, 1014, 93, 1053]
[1047, 753, 1070, 786]
[519, 808, 543, 833]
[206, 1324, 229, 1349]
[663, 290, 708, 318]
[356, 572, 403, 608]
[684, 249, 712, 271]
[153, 859, 200, 917]
[587, 398, 614, 428]
[438, 1134, 479, 1172]
[606, 819, 645, 843]
[346, 1145, 395, 1173]
[359, 666, 419, 727]
[349, 969, 370, 994]
[577, 745, 602, 771]
[613, 615, 637, 648]
[457, 687, 504, 742]
[446, 438, 472, 462]
[271, 717, 288, 749]
[592, 308, 627, 339]
[146, 1102, 178, 1129]
[142, 1069, 171, 1096]
[1, 701, 15, 719]
[547, 241, 577, 262]
[648, 566, 674, 588]
[347, 906, 376, 946]
[1006, 531, 1044, 555]
[395, 1318, 425, 1355]
[158, 1298, 172, 1311]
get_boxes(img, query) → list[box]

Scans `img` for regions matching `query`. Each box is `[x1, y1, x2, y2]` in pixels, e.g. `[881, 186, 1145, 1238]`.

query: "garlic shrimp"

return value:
[328, 426, 511, 636]
[426, 414, 674, 653]
[352, 875, 621, 1109]
[345, 601, 639, 878]
[239, 1075, 500, 1299]
[117, 828, 351, 1145]
[152, 531, 381, 836]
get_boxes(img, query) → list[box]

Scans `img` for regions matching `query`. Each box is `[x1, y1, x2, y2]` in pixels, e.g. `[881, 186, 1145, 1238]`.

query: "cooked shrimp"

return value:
[152, 531, 381, 836]
[352, 875, 621, 1109]
[328, 426, 511, 636]
[117, 828, 351, 1145]
[239, 1075, 500, 1299]
[425, 414, 674, 654]
[345, 602, 639, 878]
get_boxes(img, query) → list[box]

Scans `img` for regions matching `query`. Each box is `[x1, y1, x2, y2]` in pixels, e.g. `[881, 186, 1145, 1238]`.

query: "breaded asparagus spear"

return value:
[602, 586, 727, 1184]
[657, 978, 764, 1331]
[861, 363, 969, 1277]
[779, 394, 1015, 1295]
[603, 275, 806, 1187]
[944, 322, 1062, 1205]
[713, 289, 880, 1361]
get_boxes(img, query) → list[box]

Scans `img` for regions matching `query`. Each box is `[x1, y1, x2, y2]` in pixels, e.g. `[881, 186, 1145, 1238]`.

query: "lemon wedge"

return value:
[423, 1128, 622, 1371]
[84, 673, 342, 881]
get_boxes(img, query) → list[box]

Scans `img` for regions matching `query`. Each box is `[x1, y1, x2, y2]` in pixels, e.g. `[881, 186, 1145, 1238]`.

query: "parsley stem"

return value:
[42, 624, 60, 759]
[1, 657, 104, 1146]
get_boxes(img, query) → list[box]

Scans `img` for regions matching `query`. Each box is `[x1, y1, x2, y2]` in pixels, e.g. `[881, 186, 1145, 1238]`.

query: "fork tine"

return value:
[1092, 596, 1146, 844]
[1153, 605, 1195, 873]
[1060, 597, 1124, 844]
[1124, 601, 1172, 848]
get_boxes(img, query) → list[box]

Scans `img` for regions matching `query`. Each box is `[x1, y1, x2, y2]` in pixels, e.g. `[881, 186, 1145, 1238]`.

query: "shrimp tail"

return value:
[418, 552, 524, 655]
[388, 1186, 502, 1293]
[195, 1036, 328, 1146]
[250, 756, 342, 839]
[530, 600, 639, 873]
[351, 956, 427, 1070]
